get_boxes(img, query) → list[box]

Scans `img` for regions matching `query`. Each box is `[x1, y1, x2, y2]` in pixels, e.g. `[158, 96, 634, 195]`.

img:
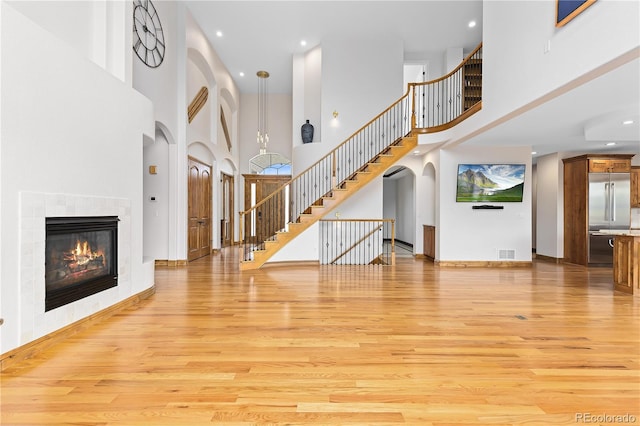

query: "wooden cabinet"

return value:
[631, 167, 640, 208]
[423, 225, 435, 260]
[613, 234, 640, 295]
[588, 158, 631, 173]
[563, 154, 635, 266]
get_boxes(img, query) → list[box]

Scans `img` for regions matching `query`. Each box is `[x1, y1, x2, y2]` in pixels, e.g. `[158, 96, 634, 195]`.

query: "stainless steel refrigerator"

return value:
[588, 172, 631, 264]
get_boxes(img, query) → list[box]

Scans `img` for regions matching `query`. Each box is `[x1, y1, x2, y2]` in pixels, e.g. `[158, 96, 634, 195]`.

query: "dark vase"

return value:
[301, 119, 314, 144]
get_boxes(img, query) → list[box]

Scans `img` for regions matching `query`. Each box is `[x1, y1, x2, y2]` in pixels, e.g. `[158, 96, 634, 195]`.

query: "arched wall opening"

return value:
[143, 125, 172, 261]
[421, 161, 437, 260]
[383, 166, 416, 256]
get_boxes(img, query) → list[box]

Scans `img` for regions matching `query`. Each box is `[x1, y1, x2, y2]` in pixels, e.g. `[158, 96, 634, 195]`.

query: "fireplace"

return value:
[45, 216, 118, 311]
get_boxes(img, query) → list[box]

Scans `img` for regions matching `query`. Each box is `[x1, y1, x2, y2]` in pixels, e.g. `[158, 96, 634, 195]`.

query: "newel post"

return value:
[391, 219, 396, 266]
[238, 211, 244, 258]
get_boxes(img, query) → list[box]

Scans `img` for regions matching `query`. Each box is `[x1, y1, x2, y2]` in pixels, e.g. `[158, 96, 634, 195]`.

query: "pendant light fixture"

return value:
[256, 70, 270, 155]
[250, 70, 291, 174]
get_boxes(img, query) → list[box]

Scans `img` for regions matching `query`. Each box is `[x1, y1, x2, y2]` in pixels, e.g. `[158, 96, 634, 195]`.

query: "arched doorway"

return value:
[383, 165, 416, 257]
[143, 126, 171, 261]
[422, 162, 437, 260]
[187, 156, 212, 261]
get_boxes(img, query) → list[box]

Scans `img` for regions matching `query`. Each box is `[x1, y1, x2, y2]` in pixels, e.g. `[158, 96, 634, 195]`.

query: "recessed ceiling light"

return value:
[216, 31, 223, 37]
[623, 120, 634, 125]
[532, 151, 537, 155]
[468, 20, 476, 28]
[606, 142, 617, 146]
[239, 72, 245, 77]
[300, 40, 307, 47]
[413, 150, 420, 155]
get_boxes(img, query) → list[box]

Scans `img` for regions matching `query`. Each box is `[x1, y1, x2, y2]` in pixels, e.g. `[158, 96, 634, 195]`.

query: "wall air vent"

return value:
[498, 249, 516, 260]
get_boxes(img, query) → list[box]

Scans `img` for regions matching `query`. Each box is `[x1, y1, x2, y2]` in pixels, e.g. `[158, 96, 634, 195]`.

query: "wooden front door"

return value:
[188, 157, 211, 261]
[243, 174, 291, 245]
[221, 172, 234, 247]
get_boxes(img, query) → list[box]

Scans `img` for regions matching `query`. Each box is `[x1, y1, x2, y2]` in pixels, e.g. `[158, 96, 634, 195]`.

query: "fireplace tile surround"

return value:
[19, 192, 131, 343]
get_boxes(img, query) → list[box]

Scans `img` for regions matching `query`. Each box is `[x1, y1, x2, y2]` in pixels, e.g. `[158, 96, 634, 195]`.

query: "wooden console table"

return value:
[612, 233, 640, 296]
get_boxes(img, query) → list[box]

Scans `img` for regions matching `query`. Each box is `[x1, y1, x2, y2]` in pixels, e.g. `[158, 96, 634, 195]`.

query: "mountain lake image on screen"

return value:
[456, 164, 526, 202]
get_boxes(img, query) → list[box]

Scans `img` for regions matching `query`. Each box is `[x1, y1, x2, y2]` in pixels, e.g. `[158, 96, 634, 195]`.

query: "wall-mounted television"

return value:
[456, 164, 525, 202]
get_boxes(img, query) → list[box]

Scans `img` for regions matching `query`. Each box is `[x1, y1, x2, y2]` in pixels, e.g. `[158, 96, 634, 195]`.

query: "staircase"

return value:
[239, 43, 483, 270]
[240, 135, 417, 270]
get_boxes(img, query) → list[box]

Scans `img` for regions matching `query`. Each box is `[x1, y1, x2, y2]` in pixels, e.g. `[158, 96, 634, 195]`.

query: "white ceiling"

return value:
[184, 1, 484, 94]
[183, 1, 639, 160]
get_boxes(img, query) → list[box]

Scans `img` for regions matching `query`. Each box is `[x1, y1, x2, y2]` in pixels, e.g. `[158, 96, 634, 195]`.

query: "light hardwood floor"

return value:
[1, 249, 639, 425]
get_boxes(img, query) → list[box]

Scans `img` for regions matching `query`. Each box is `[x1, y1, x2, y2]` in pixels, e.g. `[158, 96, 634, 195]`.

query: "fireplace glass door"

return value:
[45, 216, 118, 311]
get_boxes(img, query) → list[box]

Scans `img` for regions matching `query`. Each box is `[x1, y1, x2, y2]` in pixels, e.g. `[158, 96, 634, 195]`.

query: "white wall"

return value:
[291, 46, 322, 148]
[445, 47, 463, 74]
[143, 130, 171, 260]
[8, 0, 96, 66]
[483, 0, 639, 122]
[438, 145, 532, 262]
[1, 2, 154, 353]
[133, 1, 180, 138]
[382, 172, 415, 245]
[383, 180, 397, 223]
[239, 93, 293, 175]
[320, 37, 404, 149]
[134, 1, 186, 262]
[535, 153, 564, 259]
[7, 0, 130, 83]
[396, 173, 415, 244]
[405, 51, 443, 81]
[532, 164, 537, 251]
[421, 160, 438, 229]
[186, 61, 213, 148]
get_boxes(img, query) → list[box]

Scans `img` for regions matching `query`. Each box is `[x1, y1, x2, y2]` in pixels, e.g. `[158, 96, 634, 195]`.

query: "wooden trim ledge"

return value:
[435, 260, 532, 268]
[0, 286, 156, 371]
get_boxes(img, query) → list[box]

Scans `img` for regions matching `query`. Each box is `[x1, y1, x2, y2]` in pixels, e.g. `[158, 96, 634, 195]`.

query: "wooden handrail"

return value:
[239, 92, 412, 218]
[409, 42, 482, 131]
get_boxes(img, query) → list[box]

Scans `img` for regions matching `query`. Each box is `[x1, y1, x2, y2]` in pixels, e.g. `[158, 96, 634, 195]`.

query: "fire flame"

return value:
[64, 240, 104, 266]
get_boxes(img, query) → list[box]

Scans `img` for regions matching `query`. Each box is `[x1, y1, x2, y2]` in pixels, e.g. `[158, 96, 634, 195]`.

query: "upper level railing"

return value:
[410, 43, 482, 132]
[239, 43, 482, 262]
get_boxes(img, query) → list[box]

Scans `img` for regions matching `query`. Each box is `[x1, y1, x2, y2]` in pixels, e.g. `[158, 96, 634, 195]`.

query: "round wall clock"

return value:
[132, 0, 165, 68]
